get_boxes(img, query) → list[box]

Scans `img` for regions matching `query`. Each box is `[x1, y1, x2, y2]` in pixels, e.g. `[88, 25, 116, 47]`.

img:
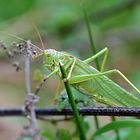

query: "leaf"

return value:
[94, 119, 140, 137]
[109, 128, 140, 140]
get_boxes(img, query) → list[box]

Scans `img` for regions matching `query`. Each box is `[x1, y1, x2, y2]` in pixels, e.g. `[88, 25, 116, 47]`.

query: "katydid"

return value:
[32, 47, 140, 107]
[1, 31, 140, 107]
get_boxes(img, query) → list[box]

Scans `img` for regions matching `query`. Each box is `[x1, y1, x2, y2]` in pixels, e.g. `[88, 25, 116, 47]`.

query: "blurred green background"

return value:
[0, 0, 140, 139]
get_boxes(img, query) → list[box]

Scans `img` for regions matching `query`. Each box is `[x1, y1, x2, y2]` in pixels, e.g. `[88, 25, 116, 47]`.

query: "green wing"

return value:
[70, 59, 140, 107]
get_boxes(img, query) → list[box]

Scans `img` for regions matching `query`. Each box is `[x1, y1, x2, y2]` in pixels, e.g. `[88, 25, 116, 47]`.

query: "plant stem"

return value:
[59, 62, 86, 140]
[83, 5, 100, 131]
[94, 116, 99, 129]
[83, 6, 100, 70]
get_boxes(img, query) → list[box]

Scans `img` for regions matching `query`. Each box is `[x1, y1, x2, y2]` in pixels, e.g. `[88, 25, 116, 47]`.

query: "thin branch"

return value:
[0, 107, 140, 116]
[23, 40, 40, 140]
[24, 52, 31, 94]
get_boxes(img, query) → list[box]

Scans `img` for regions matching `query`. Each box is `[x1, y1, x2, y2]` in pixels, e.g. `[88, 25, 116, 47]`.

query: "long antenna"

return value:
[0, 30, 42, 51]
[32, 23, 45, 50]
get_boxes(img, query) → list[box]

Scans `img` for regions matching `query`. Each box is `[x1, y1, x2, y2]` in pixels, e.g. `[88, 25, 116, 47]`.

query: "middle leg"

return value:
[84, 47, 109, 72]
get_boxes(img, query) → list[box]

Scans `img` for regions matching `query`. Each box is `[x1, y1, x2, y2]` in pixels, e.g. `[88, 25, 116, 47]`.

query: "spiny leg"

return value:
[35, 68, 58, 94]
[64, 47, 108, 81]
[114, 69, 140, 95]
[95, 69, 140, 95]
[84, 47, 109, 72]
[35, 59, 76, 100]
[69, 69, 140, 95]
[64, 49, 109, 80]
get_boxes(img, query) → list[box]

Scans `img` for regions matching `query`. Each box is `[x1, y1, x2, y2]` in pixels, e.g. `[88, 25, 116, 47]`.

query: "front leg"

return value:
[35, 68, 58, 94]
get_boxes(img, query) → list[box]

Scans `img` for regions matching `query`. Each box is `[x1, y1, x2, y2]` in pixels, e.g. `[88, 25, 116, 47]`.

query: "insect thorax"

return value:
[43, 49, 69, 72]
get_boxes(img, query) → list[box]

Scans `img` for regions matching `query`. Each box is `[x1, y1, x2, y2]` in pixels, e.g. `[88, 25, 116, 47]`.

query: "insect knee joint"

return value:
[43, 78, 47, 82]
[114, 69, 119, 73]
[104, 47, 109, 52]
[63, 78, 68, 82]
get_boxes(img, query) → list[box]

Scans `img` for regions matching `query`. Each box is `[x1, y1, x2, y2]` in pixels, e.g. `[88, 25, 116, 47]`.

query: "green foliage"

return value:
[57, 128, 72, 140]
[93, 119, 140, 137]
[0, 0, 35, 21]
[41, 130, 54, 140]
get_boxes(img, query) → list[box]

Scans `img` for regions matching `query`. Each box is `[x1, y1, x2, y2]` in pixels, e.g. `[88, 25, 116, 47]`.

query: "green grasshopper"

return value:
[31, 45, 140, 107]
[1, 31, 140, 107]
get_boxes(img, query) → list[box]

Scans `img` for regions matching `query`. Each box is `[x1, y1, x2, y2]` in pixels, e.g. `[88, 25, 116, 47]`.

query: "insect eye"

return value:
[33, 51, 37, 55]
[61, 97, 65, 100]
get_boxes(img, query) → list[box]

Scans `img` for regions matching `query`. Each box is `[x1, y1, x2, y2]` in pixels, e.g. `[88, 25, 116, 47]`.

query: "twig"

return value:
[0, 107, 140, 116]
[0, 42, 22, 72]
[24, 53, 31, 94]
[23, 40, 40, 140]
